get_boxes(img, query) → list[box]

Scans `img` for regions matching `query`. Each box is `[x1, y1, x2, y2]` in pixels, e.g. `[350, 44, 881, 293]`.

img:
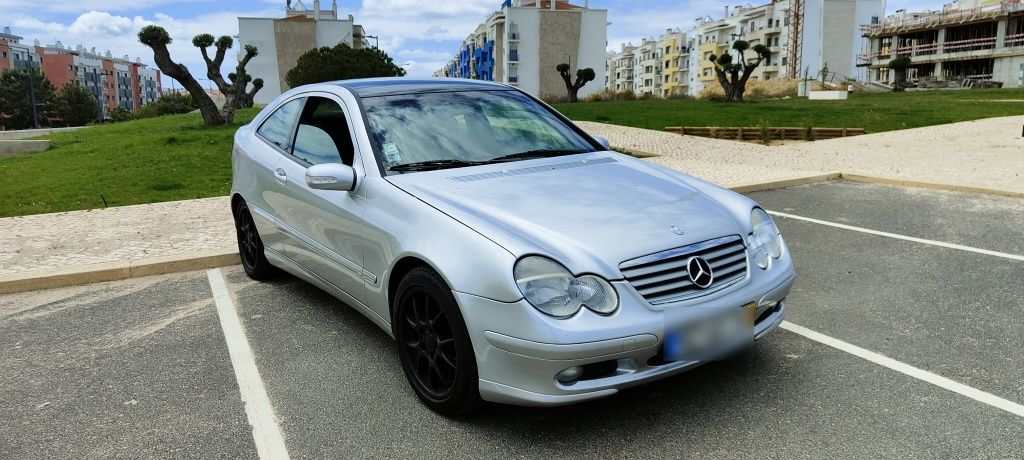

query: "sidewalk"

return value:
[2, 116, 1022, 281]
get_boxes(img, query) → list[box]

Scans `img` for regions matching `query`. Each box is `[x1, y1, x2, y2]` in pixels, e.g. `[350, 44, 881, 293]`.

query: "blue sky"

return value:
[2, 0, 937, 83]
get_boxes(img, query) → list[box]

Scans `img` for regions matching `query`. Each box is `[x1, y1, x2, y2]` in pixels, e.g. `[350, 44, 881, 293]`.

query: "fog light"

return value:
[556, 366, 583, 384]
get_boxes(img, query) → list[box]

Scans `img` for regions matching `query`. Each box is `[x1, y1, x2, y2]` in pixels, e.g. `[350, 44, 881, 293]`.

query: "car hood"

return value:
[385, 152, 748, 278]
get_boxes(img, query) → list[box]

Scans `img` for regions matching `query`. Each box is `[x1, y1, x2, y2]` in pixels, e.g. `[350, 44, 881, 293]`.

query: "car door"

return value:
[272, 94, 368, 303]
[249, 96, 305, 253]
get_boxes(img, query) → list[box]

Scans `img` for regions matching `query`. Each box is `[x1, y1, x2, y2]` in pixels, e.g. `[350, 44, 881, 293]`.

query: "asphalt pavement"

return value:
[1, 181, 1021, 458]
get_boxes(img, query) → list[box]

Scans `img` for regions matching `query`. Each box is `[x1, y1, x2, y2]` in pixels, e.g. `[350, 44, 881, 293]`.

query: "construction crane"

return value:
[787, 0, 804, 79]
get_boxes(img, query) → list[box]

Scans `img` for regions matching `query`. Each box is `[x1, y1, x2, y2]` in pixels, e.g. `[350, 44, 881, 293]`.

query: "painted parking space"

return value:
[1, 180, 1022, 458]
[226, 265, 1023, 458]
[748, 181, 1024, 402]
[0, 271, 258, 458]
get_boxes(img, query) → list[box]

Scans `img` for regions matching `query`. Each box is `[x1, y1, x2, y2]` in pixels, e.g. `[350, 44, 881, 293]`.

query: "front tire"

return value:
[394, 267, 482, 415]
[233, 201, 278, 280]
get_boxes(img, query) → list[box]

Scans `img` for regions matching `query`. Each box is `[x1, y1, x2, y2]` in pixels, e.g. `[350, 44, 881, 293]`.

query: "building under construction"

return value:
[859, 0, 1024, 88]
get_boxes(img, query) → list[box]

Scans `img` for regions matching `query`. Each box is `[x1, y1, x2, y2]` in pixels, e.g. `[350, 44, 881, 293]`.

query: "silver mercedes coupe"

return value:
[231, 78, 795, 415]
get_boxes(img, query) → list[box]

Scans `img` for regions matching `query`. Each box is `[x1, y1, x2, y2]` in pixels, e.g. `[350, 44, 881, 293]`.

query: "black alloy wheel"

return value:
[234, 201, 277, 280]
[394, 267, 481, 415]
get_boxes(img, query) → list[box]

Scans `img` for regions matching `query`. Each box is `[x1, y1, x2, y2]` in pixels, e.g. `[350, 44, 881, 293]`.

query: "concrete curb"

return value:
[0, 249, 238, 295]
[2, 171, 1021, 295]
[839, 173, 1024, 198]
[727, 172, 843, 193]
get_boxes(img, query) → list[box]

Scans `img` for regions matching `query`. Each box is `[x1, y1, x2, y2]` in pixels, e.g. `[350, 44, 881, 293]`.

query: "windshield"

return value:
[361, 90, 596, 173]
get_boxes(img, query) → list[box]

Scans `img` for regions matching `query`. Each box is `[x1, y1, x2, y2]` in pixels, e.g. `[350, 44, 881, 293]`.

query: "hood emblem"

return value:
[669, 225, 685, 235]
[686, 256, 714, 289]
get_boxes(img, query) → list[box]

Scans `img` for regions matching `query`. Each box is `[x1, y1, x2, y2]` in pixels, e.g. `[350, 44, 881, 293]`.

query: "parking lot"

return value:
[2, 181, 1022, 458]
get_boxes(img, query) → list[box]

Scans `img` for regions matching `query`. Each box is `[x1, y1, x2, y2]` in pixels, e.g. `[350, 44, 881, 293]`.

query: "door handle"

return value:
[274, 168, 288, 183]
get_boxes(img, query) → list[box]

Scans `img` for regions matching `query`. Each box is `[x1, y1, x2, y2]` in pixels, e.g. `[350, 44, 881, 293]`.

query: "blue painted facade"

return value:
[443, 39, 495, 81]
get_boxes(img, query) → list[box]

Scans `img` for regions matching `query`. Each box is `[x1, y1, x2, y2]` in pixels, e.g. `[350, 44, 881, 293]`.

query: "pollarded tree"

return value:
[707, 40, 771, 103]
[138, 25, 225, 126]
[192, 34, 263, 123]
[888, 56, 912, 92]
[228, 73, 264, 108]
[556, 63, 596, 103]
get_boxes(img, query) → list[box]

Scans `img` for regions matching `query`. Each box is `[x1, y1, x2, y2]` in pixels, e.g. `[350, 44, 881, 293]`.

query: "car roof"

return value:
[329, 77, 513, 98]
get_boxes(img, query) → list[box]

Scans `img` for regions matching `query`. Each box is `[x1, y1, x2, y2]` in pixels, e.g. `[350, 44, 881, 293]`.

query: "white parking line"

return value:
[780, 321, 1024, 418]
[207, 269, 290, 460]
[768, 211, 1024, 262]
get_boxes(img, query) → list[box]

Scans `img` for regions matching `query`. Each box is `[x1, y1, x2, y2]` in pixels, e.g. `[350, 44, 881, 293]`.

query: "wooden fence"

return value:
[664, 126, 866, 141]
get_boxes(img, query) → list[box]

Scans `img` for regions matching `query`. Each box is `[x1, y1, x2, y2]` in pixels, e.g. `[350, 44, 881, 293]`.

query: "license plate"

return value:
[663, 302, 756, 362]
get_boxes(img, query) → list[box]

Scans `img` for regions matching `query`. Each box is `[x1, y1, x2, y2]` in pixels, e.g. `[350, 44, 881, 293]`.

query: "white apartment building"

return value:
[435, 0, 609, 100]
[610, 0, 884, 97]
[239, 0, 370, 104]
[606, 28, 690, 97]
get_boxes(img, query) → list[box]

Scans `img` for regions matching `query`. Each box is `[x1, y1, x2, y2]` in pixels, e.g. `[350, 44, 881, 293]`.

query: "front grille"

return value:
[620, 235, 748, 304]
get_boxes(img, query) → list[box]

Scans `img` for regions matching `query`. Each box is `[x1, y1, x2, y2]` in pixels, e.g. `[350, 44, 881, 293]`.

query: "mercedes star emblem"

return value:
[669, 225, 685, 235]
[686, 256, 714, 288]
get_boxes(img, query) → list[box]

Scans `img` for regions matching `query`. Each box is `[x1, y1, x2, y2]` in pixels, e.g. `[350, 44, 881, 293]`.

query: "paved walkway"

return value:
[2, 116, 1022, 277]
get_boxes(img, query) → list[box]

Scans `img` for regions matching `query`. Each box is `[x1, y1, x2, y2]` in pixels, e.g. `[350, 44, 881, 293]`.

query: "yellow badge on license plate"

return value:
[745, 302, 758, 326]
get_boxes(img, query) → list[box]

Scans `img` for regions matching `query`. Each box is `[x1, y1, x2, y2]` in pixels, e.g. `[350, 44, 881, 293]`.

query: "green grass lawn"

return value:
[553, 88, 1024, 133]
[2, 88, 1023, 218]
[0, 108, 259, 218]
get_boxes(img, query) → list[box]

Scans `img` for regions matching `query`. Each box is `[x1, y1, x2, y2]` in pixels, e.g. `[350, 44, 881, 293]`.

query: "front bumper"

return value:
[458, 266, 795, 407]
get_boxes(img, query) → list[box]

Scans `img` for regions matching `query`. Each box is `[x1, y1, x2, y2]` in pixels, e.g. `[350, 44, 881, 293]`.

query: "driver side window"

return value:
[292, 97, 355, 166]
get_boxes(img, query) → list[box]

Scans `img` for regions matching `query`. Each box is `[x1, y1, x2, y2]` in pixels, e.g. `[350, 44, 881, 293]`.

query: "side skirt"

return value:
[264, 248, 395, 338]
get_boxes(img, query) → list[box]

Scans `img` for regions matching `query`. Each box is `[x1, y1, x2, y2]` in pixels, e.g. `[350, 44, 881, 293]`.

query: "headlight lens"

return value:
[514, 256, 619, 318]
[749, 208, 783, 269]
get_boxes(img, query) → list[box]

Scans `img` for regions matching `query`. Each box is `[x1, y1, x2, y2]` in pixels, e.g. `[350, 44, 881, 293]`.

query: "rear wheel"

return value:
[234, 201, 277, 280]
[394, 267, 482, 415]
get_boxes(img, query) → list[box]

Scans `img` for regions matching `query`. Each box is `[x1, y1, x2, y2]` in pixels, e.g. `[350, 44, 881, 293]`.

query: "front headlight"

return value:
[514, 256, 619, 318]
[749, 208, 783, 269]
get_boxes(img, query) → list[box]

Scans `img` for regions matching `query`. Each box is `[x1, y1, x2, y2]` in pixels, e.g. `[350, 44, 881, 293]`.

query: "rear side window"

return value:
[257, 98, 304, 152]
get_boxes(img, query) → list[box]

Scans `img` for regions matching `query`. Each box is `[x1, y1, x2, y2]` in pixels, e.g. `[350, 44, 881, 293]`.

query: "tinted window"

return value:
[257, 98, 303, 152]
[293, 97, 354, 166]
[362, 90, 593, 172]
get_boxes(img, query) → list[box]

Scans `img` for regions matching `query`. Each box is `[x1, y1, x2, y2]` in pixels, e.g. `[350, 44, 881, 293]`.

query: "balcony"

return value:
[12, 59, 38, 70]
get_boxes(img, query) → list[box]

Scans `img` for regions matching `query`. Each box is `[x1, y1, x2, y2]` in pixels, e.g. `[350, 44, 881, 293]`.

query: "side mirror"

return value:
[306, 163, 356, 191]
[593, 136, 611, 150]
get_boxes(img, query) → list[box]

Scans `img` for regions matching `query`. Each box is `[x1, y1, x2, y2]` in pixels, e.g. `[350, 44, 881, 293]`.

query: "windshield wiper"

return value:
[388, 159, 485, 172]
[485, 149, 589, 163]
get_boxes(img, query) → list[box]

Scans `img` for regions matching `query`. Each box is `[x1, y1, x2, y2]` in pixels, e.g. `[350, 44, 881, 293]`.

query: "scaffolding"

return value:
[786, 0, 803, 79]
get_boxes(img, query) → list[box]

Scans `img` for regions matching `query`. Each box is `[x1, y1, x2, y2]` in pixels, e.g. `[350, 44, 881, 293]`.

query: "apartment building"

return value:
[859, 0, 1024, 88]
[661, 28, 690, 96]
[606, 28, 690, 97]
[606, 43, 636, 92]
[435, 0, 609, 100]
[609, 0, 883, 97]
[239, 0, 370, 104]
[1, 27, 164, 119]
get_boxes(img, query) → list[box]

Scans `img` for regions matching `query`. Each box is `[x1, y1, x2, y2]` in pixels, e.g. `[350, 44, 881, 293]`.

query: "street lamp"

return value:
[353, 33, 379, 49]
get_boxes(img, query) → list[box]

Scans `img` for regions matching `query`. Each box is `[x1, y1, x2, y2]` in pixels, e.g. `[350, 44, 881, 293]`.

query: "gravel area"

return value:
[2, 115, 1021, 277]
[579, 114, 1024, 191]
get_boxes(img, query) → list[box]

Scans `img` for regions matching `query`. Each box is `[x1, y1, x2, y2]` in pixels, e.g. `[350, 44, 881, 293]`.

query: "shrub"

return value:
[55, 83, 100, 126]
[109, 106, 135, 123]
[137, 93, 197, 119]
[614, 90, 636, 101]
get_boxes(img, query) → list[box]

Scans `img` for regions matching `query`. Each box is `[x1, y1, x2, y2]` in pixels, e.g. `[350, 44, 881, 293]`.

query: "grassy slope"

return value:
[0, 108, 259, 218]
[553, 88, 1024, 133]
